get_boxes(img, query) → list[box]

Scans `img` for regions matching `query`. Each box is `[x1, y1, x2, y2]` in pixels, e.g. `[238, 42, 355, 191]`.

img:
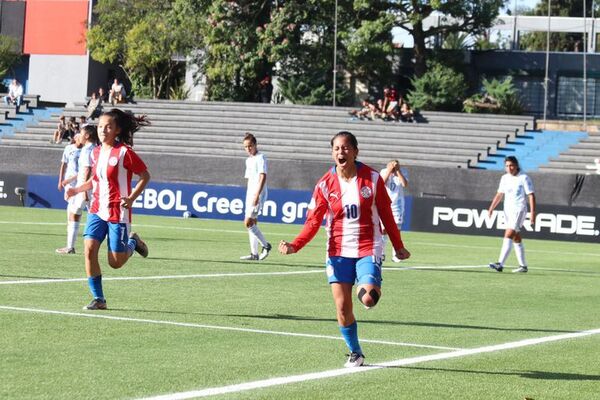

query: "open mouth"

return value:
[337, 157, 347, 166]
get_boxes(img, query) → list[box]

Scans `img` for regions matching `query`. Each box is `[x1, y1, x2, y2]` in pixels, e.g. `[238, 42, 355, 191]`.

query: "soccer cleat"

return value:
[83, 298, 107, 310]
[513, 266, 528, 273]
[129, 232, 148, 258]
[240, 254, 259, 261]
[392, 255, 401, 263]
[344, 352, 365, 368]
[258, 243, 272, 261]
[55, 247, 75, 254]
[488, 262, 503, 272]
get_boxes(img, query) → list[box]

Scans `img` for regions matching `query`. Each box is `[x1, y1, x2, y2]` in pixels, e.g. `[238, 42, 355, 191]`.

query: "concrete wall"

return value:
[28, 55, 89, 105]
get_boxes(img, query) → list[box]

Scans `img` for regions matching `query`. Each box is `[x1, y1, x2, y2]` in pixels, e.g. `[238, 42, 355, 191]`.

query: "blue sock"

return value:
[127, 238, 136, 257]
[87, 275, 104, 300]
[339, 321, 362, 354]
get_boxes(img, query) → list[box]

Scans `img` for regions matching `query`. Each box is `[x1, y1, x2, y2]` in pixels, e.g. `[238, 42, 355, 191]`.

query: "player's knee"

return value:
[244, 219, 255, 228]
[108, 255, 126, 269]
[357, 287, 380, 307]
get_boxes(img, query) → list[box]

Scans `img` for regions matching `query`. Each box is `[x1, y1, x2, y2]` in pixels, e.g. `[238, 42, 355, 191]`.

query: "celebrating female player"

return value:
[67, 109, 151, 310]
[279, 131, 410, 367]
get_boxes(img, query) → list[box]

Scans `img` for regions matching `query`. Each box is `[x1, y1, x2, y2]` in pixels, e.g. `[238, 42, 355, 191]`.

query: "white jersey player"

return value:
[55, 133, 83, 254]
[380, 160, 408, 262]
[240, 133, 271, 261]
[487, 156, 536, 273]
[72, 125, 99, 215]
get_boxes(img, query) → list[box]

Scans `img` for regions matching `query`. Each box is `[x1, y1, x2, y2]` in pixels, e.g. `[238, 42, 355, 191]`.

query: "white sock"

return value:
[248, 230, 259, 255]
[514, 242, 526, 267]
[249, 225, 268, 247]
[498, 238, 513, 265]
[67, 221, 80, 249]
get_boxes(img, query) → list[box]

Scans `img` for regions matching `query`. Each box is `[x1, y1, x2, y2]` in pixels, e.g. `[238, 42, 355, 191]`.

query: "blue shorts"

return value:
[84, 213, 130, 253]
[325, 256, 382, 287]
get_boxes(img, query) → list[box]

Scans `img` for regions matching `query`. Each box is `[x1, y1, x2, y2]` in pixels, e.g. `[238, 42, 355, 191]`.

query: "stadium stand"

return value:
[538, 131, 600, 174]
[0, 100, 534, 169]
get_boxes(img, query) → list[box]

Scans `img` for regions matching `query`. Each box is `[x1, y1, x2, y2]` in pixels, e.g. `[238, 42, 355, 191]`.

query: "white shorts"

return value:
[67, 193, 87, 216]
[504, 209, 527, 232]
[391, 206, 404, 226]
[244, 195, 265, 219]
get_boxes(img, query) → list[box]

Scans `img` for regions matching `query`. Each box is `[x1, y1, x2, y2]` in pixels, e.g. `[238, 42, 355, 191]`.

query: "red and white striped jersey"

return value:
[291, 162, 404, 258]
[89, 143, 147, 223]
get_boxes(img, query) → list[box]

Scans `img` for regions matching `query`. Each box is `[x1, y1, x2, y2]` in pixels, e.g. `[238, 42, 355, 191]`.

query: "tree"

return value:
[520, 0, 600, 52]
[256, 0, 395, 105]
[390, 0, 505, 76]
[0, 35, 21, 80]
[199, 0, 273, 101]
[407, 60, 467, 111]
[87, 0, 204, 99]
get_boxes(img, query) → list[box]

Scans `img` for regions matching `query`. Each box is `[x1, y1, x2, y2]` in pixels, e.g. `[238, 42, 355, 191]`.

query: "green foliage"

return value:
[0, 35, 21, 78]
[277, 72, 352, 106]
[87, 0, 203, 99]
[442, 32, 470, 50]
[464, 77, 523, 115]
[199, 0, 272, 101]
[407, 61, 467, 111]
[169, 83, 190, 100]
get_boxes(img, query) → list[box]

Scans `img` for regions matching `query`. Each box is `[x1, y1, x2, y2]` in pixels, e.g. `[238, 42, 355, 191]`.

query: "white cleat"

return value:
[344, 352, 365, 368]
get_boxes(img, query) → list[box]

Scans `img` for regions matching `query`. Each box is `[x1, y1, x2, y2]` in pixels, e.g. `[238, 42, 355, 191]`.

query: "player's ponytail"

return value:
[102, 108, 150, 147]
[81, 124, 100, 146]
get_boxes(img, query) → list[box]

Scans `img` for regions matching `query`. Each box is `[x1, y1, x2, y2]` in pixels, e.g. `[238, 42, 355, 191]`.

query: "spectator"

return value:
[98, 87, 108, 103]
[79, 115, 87, 127]
[348, 99, 379, 120]
[85, 92, 102, 120]
[109, 78, 126, 105]
[399, 101, 415, 122]
[3, 79, 24, 107]
[258, 74, 273, 103]
[378, 87, 400, 121]
[66, 117, 80, 143]
[52, 116, 70, 144]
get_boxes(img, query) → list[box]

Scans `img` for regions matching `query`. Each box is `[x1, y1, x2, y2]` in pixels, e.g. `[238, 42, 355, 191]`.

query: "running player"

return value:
[240, 132, 271, 261]
[279, 131, 410, 367]
[488, 156, 536, 273]
[55, 132, 83, 254]
[380, 160, 408, 262]
[66, 109, 151, 310]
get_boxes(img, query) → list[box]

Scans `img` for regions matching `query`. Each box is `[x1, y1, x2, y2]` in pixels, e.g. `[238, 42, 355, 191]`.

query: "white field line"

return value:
[136, 327, 600, 400]
[0, 305, 459, 351]
[0, 265, 492, 286]
[0, 270, 323, 285]
[2, 220, 599, 258]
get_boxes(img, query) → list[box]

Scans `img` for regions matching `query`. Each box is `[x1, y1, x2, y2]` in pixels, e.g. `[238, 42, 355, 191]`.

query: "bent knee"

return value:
[357, 287, 381, 308]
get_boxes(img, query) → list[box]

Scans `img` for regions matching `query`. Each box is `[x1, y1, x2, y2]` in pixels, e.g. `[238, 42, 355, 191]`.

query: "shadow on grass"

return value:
[384, 366, 600, 381]
[106, 308, 575, 334]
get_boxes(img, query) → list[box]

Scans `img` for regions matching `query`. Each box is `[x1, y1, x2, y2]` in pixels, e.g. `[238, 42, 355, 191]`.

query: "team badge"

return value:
[360, 186, 372, 199]
[108, 156, 119, 166]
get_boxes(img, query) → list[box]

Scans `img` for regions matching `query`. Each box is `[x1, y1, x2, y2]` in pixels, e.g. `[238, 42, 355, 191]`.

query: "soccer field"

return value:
[1, 206, 599, 400]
